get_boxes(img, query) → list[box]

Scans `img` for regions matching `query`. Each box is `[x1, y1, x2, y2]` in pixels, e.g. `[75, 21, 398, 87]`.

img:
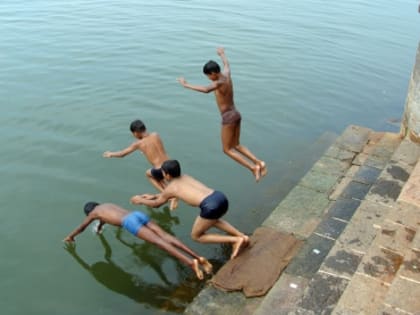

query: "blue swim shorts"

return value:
[199, 191, 228, 220]
[122, 211, 150, 236]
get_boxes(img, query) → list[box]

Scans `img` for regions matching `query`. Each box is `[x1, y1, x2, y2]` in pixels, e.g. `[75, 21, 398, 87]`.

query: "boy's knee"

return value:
[190, 232, 201, 242]
[145, 169, 152, 177]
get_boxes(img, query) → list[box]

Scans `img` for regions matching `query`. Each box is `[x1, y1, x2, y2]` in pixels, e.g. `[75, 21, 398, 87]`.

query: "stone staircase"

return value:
[254, 126, 420, 315]
[184, 125, 420, 315]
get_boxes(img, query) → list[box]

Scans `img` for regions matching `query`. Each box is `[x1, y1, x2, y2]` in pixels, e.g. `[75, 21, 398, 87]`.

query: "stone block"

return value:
[334, 125, 371, 153]
[253, 273, 309, 315]
[326, 199, 361, 222]
[398, 159, 420, 208]
[364, 154, 390, 169]
[385, 161, 412, 182]
[311, 156, 351, 176]
[184, 286, 251, 315]
[319, 243, 363, 279]
[299, 170, 340, 194]
[399, 249, 420, 283]
[353, 152, 369, 166]
[366, 178, 403, 206]
[352, 165, 382, 185]
[263, 186, 330, 238]
[391, 138, 420, 166]
[286, 234, 335, 278]
[383, 277, 420, 314]
[370, 132, 402, 159]
[329, 176, 352, 201]
[385, 202, 420, 231]
[337, 181, 371, 201]
[372, 221, 416, 255]
[332, 273, 389, 315]
[412, 230, 420, 251]
[324, 145, 355, 162]
[314, 217, 348, 240]
[356, 245, 403, 285]
[298, 273, 349, 315]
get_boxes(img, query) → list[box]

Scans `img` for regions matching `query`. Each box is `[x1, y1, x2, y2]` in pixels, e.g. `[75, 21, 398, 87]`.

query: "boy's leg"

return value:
[191, 216, 245, 259]
[221, 124, 261, 180]
[137, 225, 203, 279]
[232, 123, 267, 177]
[147, 221, 212, 273]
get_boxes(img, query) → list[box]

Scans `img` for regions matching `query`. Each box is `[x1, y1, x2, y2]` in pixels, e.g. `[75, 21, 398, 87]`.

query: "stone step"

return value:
[183, 131, 340, 315]
[331, 138, 420, 315]
[253, 130, 404, 315]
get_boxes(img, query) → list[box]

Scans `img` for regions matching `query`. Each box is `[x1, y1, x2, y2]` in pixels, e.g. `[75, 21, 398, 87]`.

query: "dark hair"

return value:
[84, 202, 99, 216]
[130, 120, 146, 133]
[161, 160, 181, 178]
[203, 60, 220, 75]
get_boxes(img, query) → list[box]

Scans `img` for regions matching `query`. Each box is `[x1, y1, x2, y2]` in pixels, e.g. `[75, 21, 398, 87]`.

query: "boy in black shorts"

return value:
[130, 160, 249, 259]
[103, 119, 177, 209]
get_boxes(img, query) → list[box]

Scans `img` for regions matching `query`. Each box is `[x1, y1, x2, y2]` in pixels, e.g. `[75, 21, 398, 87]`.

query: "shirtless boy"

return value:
[130, 159, 249, 259]
[177, 47, 267, 181]
[103, 119, 177, 209]
[63, 202, 212, 280]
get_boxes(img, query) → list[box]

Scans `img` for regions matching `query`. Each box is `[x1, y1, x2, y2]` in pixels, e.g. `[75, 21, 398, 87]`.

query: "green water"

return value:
[1, 1, 419, 314]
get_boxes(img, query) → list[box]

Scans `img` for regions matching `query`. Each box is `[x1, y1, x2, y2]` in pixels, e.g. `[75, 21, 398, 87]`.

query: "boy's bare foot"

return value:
[258, 161, 268, 177]
[241, 235, 250, 248]
[169, 198, 178, 210]
[253, 164, 261, 182]
[198, 257, 213, 274]
[230, 237, 245, 259]
[192, 259, 204, 280]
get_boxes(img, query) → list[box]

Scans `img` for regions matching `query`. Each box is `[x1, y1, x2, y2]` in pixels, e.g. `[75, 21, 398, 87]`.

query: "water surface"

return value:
[0, 1, 419, 314]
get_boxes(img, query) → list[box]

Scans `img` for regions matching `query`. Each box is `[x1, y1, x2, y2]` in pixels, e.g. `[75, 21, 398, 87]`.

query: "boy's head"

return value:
[203, 60, 220, 80]
[84, 201, 99, 216]
[161, 160, 181, 178]
[130, 120, 146, 138]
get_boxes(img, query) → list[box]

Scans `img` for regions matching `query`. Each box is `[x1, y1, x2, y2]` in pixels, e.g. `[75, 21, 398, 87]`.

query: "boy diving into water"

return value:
[103, 119, 178, 209]
[63, 202, 212, 280]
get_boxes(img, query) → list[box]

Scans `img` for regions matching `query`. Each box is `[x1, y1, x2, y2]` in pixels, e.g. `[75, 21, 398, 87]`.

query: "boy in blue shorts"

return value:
[63, 202, 212, 279]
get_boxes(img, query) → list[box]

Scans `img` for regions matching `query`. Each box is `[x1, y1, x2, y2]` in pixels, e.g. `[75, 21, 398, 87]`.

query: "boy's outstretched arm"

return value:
[103, 142, 139, 158]
[130, 193, 169, 208]
[63, 216, 95, 242]
[217, 47, 230, 74]
[177, 77, 220, 93]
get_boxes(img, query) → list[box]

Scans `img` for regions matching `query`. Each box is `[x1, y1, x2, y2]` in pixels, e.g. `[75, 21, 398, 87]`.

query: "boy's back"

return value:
[138, 132, 169, 167]
[165, 175, 213, 207]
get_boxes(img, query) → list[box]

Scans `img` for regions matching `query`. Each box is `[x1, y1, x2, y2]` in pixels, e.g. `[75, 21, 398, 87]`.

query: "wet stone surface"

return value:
[386, 164, 410, 182]
[352, 165, 382, 185]
[367, 179, 402, 203]
[326, 199, 361, 222]
[314, 217, 348, 240]
[321, 247, 362, 279]
[337, 181, 371, 201]
[358, 246, 403, 284]
[298, 273, 349, 315]
[286, 234, 335, 278]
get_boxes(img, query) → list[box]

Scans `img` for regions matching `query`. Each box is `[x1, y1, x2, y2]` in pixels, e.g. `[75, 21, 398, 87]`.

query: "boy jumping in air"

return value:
[130, 160, 249, 260]
[103, 119, 178, 209]
[177, 47, 267, 182]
